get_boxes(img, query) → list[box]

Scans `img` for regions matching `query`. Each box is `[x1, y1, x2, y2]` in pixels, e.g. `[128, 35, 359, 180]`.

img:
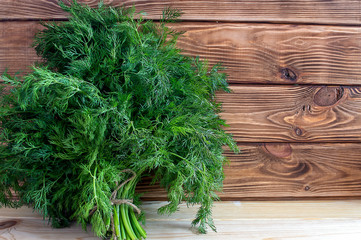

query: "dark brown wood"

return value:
[2, 2, 361, 202]
[0, 22, 42, 77]
[218, 85, 361, 142]
[1, 0, 361, 26]
[138, 143, 361, 200]
[2, 22, 361, 85]
[0, 220, 18, 230]
[173, 23, 361, 85]
[1, 23, 361, 142]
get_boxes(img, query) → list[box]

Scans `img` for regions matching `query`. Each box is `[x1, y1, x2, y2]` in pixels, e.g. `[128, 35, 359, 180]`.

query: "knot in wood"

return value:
[295, 127, 303, 136]
[0, 220, 18, 230]
[313, 86, 344, 106]
[263, 143, 292, 158]
[280, 67, 297, 82]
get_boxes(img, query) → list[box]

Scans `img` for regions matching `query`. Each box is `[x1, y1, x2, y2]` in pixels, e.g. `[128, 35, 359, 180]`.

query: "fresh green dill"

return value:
[0, 1, 239, 239]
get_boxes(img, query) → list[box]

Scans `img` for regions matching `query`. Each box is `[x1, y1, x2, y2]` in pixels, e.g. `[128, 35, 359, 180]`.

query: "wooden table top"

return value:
[1, 200, 361, 239]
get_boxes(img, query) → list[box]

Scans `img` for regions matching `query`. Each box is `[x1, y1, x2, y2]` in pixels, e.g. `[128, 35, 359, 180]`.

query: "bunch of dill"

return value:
[0, 1, 238, 239]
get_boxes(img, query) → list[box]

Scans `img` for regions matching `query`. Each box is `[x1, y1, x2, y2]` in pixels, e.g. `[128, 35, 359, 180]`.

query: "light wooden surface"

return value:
[1, 201, 361, 239]
[2, 21, 361, 85]
[138, 143, 361, 200]
[2, 0, 361, 26]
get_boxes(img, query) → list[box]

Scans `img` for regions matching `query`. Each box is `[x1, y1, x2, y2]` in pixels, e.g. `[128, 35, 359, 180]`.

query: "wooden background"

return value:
[1, 0, 361, 200]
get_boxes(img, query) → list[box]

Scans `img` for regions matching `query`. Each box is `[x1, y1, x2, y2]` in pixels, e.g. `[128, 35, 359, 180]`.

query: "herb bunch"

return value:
[0, 1, 238, 239]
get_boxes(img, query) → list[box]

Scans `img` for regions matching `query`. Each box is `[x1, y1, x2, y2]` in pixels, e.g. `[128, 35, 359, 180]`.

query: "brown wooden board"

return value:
[137, 143, 361, 200]
[219, 85, 361, 142]
[1, 23, 361, 142]
[1, 0, 361, 26]
[2, 22, 361, 85]
[174, 23, 361, 85]
[0, 22, 41, 77]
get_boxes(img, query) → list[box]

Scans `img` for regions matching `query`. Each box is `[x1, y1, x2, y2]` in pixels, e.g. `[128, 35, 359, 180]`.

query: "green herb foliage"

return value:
[0, 0, 239, 238]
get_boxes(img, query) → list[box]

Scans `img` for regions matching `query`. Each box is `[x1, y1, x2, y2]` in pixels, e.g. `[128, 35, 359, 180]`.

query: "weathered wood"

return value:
[2, 201, 361, 239]
[219, 85, 361, 142]
[1, 0, 361, 26]
[2, 22, 361, 85]
[0, 22, 41, 76]
[2, 25, 361, 142]
[174, 23, 361, 85]
[138, 143, 361, 200]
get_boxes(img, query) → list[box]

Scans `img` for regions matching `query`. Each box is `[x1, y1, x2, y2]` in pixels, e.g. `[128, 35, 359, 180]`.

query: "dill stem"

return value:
[113, 205, 122, 239]
[121, 204, 137, 240]
[130, 210, 146, 238]
[120, 216, 126, 240]
[129, 214, 141, 239]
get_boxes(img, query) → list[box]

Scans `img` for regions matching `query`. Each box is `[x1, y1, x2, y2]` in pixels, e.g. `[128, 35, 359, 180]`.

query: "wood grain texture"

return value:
[219, 85, 361, 142]
[0, 207, 97, 240]
[0, 22, 42, 77]
[174, 23, 361, 85]
[1, 0, 361, 26]
[2, 22, 361, 85]
[138, 143, 361, 200]
[0, 219, 98, 240]
[2, 201, 361, 239]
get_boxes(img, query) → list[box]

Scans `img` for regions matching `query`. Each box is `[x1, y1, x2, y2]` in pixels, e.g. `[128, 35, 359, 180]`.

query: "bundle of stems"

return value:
[110, 170, 146, 240]
[0, 1, 239, 239]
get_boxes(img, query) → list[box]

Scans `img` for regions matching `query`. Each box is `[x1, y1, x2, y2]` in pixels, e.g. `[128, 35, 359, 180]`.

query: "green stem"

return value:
[121, 204, 137, 240]
[117, 171, 147, 239]
[129, 212, 141, 239]
[106, 214, 111, 229]
[113, 205, 122, 239]
[120, 217, 126, 240]
[129, 210, 147, 238]
[92, 167, 98, 202]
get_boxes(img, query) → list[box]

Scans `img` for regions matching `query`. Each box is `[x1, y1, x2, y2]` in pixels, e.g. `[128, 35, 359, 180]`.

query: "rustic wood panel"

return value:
[2, 201, 361, 239]
[0, 22, 41, 77]
[138, 143, 361, 200]
[174, 23, 361, 85]
[1, 0, 361, 26]
[219, 85, 361, 142]
[2, 22, 361, 85]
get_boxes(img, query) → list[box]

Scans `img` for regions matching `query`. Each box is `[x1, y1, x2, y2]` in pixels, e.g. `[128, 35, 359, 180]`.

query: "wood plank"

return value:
[2, 201, 361, 239]
[4, 218, 361, 240]
[2, 22, 361, 85]
[145, 219, 361, 240]
[0, 218, 98, 239]
[174, 23, 361, 85]
[142, 200, 361, 219]
[3, 200, 361, 220]
[220, 85, 361, 142]
[0, 22, 41, 76]
[1, 0, 361, 26]
[0, 206, 43, 219]
[138, 143, 361, 200]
